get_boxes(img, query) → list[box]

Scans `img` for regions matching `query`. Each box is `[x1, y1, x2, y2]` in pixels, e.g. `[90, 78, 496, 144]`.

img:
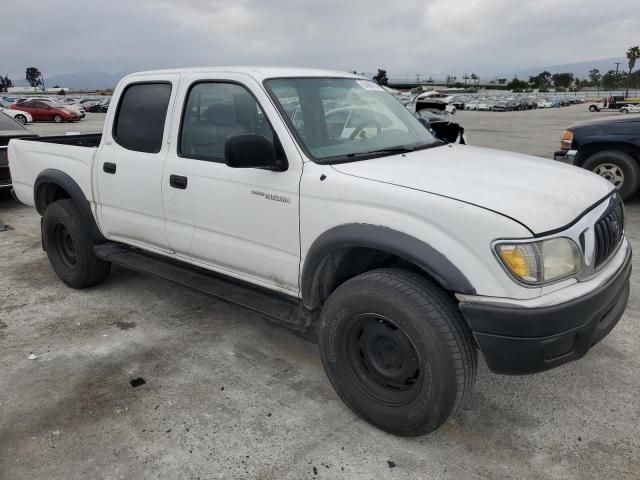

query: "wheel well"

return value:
[577, 142, 640, 167]
[304, 247, 448, 310]
[35, 182, 71, 215]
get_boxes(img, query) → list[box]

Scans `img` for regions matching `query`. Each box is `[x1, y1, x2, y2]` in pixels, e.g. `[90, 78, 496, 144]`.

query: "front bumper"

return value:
[459, 246, 631, 375]
[554, 149, 577, 164]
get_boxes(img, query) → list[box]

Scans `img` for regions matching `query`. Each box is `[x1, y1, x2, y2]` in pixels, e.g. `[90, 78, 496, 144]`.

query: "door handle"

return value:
[170, 175, 188, 189]
[103, 162, 116, 174]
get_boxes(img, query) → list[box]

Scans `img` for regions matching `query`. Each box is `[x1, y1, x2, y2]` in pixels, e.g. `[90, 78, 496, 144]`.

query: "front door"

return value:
[96, 74, 180, 251]
[162, 74, 303, 293]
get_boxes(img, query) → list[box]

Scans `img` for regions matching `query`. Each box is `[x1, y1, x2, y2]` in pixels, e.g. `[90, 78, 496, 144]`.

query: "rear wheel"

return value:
[589, 105, 598, 112]
[319, 268, 477, 436]
[43, 200, 110, 288]
[583, 150, 640, 200]
[14, 114, 27, 125]
[53, 114, 63, 123]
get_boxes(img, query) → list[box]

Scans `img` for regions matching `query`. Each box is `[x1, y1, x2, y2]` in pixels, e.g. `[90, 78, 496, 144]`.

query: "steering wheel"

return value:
[349, 120, 382, 140]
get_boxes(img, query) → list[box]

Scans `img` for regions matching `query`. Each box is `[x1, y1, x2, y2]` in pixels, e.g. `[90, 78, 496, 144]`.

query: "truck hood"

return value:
[330, 145, 614, 234]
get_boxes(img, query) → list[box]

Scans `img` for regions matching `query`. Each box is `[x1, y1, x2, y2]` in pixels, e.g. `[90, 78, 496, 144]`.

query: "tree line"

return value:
[507, 46, 640, 93]
[0, 67, 44, 92]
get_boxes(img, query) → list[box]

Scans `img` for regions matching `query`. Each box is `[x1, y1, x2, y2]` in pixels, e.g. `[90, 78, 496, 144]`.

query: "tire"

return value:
[43, 199, 111, 288]
[14, 114, 27, 125]
[589, 105, 598, 112]
[622, 109, 629, 114]
[53, 115, 63, 123]
[582, 150, 640, 200]
[318, 268, 477, 436]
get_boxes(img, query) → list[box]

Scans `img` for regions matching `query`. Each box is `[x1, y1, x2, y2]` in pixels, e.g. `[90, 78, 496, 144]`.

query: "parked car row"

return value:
[385, 87, 589, 115]
[0, 95, 111, 123]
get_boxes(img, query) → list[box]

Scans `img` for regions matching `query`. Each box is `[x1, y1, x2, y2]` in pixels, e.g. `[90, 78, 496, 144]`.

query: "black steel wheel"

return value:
[344, 313, 422, 406]
[43, 199, 110, 288]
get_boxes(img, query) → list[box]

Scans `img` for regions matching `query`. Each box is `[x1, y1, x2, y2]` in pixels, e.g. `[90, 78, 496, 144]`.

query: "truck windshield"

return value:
[264, 78, 440, 162]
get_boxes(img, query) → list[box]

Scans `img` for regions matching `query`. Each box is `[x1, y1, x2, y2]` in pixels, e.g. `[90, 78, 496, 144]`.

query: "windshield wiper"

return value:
[346, 145, 416, 158]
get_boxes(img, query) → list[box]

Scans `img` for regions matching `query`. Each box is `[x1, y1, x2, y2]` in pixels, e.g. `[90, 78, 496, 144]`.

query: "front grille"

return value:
[593, 198, 624, 268]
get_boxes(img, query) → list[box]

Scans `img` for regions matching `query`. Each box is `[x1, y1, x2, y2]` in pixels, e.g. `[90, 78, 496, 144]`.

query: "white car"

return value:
[8, 66, 631, 437]
[538, 99, 553, 108]
[476, 101, 492, 111]
[620, 104, 640, 114]
[465, 101, 479, 110]
[0, 105, 33, 124]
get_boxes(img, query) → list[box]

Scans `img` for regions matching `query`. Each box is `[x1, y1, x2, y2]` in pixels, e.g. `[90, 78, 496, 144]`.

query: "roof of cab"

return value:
[122, 66, 361, 82]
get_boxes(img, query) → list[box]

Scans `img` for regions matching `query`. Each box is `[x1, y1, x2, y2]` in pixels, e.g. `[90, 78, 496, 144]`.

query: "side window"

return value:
[113, 83, 172, 154]
[179, 82, 275, 162]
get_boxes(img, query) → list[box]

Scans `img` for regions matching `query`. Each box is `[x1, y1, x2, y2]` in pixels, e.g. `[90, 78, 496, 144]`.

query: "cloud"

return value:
[1, 0, 639, 82]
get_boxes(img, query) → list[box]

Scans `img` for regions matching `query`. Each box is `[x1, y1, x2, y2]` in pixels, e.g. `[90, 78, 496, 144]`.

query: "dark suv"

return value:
[554, 115, 640, 200]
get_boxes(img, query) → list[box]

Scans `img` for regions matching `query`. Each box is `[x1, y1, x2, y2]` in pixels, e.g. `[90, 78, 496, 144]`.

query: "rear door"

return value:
[19, 102, 42, 121]
[95, 74, 180, 251]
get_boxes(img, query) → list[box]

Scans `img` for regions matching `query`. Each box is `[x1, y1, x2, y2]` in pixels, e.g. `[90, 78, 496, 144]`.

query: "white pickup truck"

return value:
[8, 67, 632, 436]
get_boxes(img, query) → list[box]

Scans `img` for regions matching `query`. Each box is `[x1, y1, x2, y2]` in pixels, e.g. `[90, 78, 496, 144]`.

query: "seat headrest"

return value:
[205, 103, 236, 127]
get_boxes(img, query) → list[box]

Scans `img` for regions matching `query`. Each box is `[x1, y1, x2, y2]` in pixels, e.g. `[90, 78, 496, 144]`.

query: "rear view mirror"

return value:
[225, 134, 283, 171]
[416, 116, 430, 129]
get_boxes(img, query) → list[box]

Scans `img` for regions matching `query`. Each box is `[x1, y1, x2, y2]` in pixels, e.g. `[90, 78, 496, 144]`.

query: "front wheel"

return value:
[14, 114, 27, 125]
[589, 105, 598, 112]
[43, 199, 111, 288]
[319, 269, 477, 436]
[53, 114, 63, 123]
[583, 150, 640, 200]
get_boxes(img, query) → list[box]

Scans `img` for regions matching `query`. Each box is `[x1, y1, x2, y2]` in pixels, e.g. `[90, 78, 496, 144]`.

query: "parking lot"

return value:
[1, 105, 639, 479]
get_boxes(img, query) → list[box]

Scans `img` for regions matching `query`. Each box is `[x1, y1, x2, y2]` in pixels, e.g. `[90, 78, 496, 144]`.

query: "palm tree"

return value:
[625, 46, 640, 96]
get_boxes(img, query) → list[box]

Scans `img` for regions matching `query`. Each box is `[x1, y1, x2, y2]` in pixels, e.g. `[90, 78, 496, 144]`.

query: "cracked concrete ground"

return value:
[1, 106, 639, 479]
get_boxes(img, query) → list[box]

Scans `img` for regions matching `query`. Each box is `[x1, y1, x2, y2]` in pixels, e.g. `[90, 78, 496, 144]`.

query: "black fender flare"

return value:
[34, 169, 104, 242]
[300, 223, 475, 309]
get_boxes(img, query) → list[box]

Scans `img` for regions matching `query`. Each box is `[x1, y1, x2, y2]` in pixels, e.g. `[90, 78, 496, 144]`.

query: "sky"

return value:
[1, 0, 639, 82]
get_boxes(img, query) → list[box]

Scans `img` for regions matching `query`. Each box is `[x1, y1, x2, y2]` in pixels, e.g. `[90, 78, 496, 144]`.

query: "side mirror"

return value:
[224, 134, 283, 171]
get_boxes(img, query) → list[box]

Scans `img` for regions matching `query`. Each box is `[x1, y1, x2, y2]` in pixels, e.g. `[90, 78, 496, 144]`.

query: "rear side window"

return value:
[113, 83, 172, 153]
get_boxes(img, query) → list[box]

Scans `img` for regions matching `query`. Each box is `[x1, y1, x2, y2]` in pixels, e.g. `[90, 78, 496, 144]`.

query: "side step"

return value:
[94, 243, 314, 332]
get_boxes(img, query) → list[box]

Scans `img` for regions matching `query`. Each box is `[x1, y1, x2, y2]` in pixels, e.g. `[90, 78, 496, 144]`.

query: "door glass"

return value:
[113, 83, 172, 154]
[179, 82, 275, 162]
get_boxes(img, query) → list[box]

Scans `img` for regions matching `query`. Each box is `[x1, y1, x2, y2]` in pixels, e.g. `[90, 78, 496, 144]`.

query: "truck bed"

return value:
[8, 134, 101, 207]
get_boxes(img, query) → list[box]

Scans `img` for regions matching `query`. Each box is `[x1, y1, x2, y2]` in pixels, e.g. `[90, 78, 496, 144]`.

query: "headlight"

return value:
[495, 237, 581, 285]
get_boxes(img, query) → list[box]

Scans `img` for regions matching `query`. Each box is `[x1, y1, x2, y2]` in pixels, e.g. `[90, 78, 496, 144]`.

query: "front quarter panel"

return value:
[300, 161, 540, 300]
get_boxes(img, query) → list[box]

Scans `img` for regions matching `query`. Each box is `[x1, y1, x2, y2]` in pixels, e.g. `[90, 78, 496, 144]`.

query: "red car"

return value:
[11, 100, 78, 123]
